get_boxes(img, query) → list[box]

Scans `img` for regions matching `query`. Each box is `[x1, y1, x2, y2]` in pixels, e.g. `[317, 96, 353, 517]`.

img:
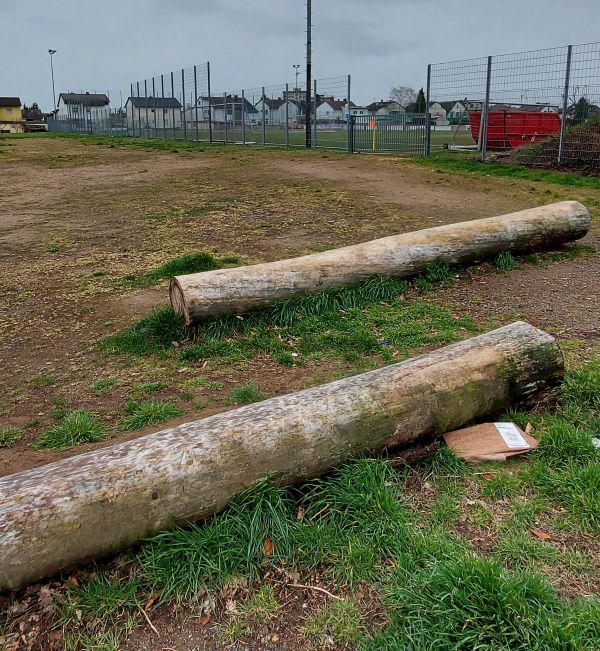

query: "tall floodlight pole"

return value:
[48, 49, 57, 111]
[305, 0, 312, 148]
[293, 64, 301, 90]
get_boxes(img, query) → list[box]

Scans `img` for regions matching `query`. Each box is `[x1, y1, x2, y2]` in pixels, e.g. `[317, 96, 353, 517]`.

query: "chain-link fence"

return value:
[427, 42, 600, 170]
[49, 63, 353, 151]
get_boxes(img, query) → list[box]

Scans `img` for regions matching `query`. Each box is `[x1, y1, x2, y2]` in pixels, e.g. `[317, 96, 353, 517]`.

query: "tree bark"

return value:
[0, 322, 563, 592]
[170, 201, 589, 324]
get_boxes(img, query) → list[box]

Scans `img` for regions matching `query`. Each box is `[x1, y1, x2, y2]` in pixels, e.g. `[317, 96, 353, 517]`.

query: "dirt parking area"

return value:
[0, 135, 598, 476]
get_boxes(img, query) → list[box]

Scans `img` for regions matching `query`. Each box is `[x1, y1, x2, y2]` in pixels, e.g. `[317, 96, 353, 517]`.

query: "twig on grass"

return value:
[288, 583, 343, 600]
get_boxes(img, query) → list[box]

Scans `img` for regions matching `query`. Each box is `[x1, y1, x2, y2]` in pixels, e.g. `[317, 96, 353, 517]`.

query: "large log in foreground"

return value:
[0, 322, 563, 592]
[170, 201, 589, 323]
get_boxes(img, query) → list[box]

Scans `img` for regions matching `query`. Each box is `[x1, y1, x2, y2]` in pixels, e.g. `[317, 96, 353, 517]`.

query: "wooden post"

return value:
[0, 322, 563, 591]
[170, 201, 590, 324]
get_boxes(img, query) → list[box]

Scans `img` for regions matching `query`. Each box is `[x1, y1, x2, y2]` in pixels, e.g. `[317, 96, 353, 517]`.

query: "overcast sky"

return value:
[2, 0, 599, 111]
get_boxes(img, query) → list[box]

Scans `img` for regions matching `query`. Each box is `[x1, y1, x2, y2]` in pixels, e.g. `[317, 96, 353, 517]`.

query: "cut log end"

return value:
[169, 278, 190, 325]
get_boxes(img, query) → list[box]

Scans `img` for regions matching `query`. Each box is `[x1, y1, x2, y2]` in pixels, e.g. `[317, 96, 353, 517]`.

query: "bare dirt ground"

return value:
[0, 136, 598, 478]
[1, 136, 599, 650]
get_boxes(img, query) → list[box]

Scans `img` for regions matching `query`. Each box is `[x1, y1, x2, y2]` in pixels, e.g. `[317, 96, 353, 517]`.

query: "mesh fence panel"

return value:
[428, 42, 600, 169]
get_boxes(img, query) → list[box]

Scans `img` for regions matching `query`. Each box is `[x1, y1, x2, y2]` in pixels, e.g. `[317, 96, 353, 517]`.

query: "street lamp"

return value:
[48, 49, 57, 111]
[292, 64, 301, 90]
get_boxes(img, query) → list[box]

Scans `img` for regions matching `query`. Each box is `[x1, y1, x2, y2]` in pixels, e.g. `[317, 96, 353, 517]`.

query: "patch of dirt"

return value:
[437, 253, 600, 343]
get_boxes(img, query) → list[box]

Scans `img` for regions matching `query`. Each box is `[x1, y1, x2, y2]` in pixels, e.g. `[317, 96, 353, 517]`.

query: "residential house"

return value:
[350, 106, 367, 117]
[284, 87, 307, 103]
[440, 100, 467, 123]
[517, 103, 559, 113]
[365, 100, 404, 116]
[56, 93, 110, 120]
[188, 95, 259, 125]
[0, 97, 24, 132]
[125, 96, 182, 130]
[253, 97, 286, 125]
[316, 98, 354, 122]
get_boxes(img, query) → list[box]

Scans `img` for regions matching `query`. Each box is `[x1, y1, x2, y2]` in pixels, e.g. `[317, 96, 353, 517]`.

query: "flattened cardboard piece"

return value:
[443, 422, 538, 463]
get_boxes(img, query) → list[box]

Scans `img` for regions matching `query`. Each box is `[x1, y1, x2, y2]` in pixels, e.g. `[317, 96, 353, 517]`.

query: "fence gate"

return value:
[350, 114, 426, 155]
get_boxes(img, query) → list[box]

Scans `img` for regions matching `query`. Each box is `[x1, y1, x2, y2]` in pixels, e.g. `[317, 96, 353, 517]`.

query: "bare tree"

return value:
[390, 86, 417, 108]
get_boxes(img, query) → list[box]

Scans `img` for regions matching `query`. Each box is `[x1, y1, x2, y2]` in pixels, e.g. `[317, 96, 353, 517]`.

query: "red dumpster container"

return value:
[469, 110, 561, 150]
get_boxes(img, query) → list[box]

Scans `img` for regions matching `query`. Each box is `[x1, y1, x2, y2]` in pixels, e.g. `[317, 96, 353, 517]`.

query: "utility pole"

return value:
[48, 49, 57, 112]
[305, 0, 312, 148]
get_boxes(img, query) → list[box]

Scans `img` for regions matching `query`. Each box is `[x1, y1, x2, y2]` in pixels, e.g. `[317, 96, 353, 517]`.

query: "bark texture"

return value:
[170, 201, 590, 323]
[0, 322, 563, 592]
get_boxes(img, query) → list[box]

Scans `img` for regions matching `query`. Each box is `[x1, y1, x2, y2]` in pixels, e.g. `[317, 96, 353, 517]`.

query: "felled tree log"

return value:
[170, 201, 589, 323]
[0, 322, 563, 592]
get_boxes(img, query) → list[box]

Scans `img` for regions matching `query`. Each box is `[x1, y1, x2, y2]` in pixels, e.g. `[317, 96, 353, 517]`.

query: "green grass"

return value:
[0, 427, 22, 447]
[229, 382, 265, 405]
[117, 251, 221, 289]
[121, 400, 183, 431]
[91, 378, 119, 393]
[30, 374, 55, 387]
[132, 381, 164, 394]
[34, 411, 107, 449]
[99, 307, 188, 356]
[369, 554, 598, 651]
[303, 598, 366, 646]
[103, 274, 476, 366]
[419, 151, 600, 189]
[494, 250, 519, 272]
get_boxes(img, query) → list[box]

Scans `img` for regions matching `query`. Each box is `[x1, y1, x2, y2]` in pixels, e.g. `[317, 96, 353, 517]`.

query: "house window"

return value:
[6, 107, 12, 114]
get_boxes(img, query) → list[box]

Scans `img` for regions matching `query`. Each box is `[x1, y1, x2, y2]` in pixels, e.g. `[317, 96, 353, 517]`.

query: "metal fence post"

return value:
[313, 79, 317, 148]
[161, 74, 166, 140]
[480, 55, 492, 162]
[424, 64, 431, 156]
[262, 87, 266, 145]
[346, 75, 352, 152]
[241, 90, 246, 145]
[194, 65, 199, 142]
[349, 115, 355, 153]
[181, 69, 187, 141]
[223, 92, 228, 144]
[144, 79, 148, 136]
[136, 82, 142, 137]
[130, 83, 134, 137]
[170, 72, 176, 140]
[152, 78, 158, 139]
[558, 45, 573, 165]
[285, 83, 289, 147]
[207, 62, 213, 144]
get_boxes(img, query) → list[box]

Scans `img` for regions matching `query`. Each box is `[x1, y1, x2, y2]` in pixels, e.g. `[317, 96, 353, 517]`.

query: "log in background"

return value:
[170, 201, 590, 323]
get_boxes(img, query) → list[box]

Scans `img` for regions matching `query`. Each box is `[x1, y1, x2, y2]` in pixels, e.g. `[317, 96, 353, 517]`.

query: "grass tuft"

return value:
[495, 250, 519, 271]
[0, 427, 22, 447]
[117, 251, 221, 289]
[303, 598, 366, 646]
[376, 554, 593, 650]
[99, 307, 189, 356]
[229, 382, 265, 405]
[121, 400, 183, 431]
[34, 411, 107, 449]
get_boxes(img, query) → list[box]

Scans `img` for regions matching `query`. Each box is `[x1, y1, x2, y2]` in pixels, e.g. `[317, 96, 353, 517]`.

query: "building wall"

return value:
[0, 105, 22, 121]
[56, 99, 109, 120]
[126, 104, 182, 129]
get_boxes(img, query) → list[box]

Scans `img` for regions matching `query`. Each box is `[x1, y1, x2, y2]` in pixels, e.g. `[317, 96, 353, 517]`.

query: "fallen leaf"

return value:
[145, 592, 158, 612]
[531, 528, 552, 541]
[66, 575, 79, 588]
[525, 423, 534, 436]
[263, 537, 274, 556]
[296, 507, 305, 521]
[197, 612, 212, 628]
